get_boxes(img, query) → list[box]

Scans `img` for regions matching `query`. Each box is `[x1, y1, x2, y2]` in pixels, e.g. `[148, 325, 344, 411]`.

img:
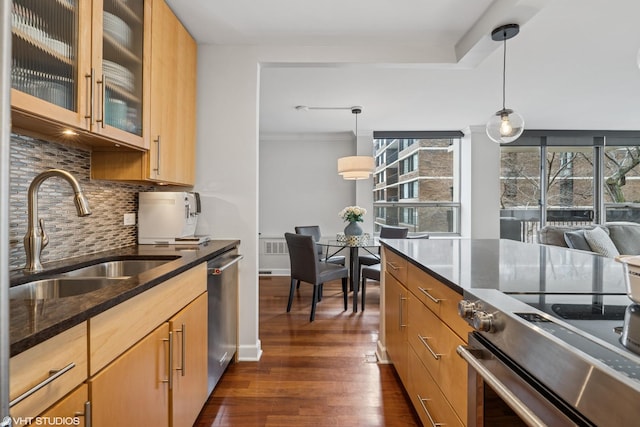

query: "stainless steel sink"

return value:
[57, 259, 172, 278]
[9, 277, 123, 300]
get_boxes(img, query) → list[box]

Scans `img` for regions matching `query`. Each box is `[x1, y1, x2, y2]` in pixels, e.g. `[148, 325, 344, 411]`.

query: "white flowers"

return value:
[339, 206, 366, 222]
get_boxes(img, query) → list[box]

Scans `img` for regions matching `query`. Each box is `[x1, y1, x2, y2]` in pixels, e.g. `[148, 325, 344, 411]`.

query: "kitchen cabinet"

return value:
[169, 294, 209, 427]
[91, 0, 197, 186]
[90, 322, 170, 427]
[38, 384, 90, 427]
[10, 0, 150, 149]
[9, 323, 88, 421]
[88, 263, 207, 426]
[382, 246, 472, 426]
[384, 271, 409, 384]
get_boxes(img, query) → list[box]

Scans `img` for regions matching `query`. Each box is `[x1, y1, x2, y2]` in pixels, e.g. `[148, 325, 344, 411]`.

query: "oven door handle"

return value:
[457, 345, 547, 427]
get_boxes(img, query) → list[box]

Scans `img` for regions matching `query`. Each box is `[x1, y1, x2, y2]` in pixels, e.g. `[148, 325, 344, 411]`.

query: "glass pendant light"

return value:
[486, 24, 525, 144]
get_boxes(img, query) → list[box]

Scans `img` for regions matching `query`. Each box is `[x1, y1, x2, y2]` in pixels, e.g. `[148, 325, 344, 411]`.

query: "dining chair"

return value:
[360, 264, 381, 311]
[284, 232, 348, 321]
[295, 225, 346, 265]
[358, 225, 409, 268]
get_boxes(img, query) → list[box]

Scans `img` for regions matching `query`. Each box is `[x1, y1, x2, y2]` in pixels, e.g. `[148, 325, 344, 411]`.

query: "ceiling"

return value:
[165, 0, 640, 136]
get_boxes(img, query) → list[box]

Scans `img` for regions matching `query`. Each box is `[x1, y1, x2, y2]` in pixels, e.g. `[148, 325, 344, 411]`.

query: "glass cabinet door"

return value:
[11, 0, 88, 128]
[96, 0, 145, 145]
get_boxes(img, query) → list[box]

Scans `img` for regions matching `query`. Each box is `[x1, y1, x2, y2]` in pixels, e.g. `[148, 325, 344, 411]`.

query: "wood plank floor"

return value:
[194, 276, 421, 426]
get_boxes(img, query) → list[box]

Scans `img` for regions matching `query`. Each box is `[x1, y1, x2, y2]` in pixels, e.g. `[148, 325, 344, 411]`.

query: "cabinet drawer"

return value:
[408, 347, 465, 427]
[89, 263, 206, 375]
[383, 247, 408, 284]
[408, 297, 468, 422]
[407, 262, 472, 341]
[10, 323, 88, 420]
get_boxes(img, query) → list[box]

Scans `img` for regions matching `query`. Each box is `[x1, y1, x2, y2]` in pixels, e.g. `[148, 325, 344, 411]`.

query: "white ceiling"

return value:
[165, 0, 640, 135]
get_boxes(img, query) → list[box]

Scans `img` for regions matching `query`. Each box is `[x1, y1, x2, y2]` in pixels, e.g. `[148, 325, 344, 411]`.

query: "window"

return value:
[499, 132, 640, 242]
[372, 131, 462, 235]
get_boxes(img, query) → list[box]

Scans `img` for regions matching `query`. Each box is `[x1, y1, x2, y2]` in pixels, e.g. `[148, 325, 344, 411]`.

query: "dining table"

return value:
[317, 237, 381, 312]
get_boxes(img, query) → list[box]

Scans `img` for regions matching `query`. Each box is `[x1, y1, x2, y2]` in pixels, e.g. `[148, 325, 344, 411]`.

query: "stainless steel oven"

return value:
[458, 289, 640, 427]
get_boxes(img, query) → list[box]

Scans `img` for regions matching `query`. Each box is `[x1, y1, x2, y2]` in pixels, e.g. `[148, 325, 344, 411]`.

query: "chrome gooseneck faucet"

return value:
[23, 169, 91, 273]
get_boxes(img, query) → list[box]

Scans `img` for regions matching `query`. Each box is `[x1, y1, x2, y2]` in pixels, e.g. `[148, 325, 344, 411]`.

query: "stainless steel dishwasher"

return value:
[206, 248, 242, 395]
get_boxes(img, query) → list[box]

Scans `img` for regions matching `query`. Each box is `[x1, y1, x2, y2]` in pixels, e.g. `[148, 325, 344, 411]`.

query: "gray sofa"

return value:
[537, 222, 640, 256]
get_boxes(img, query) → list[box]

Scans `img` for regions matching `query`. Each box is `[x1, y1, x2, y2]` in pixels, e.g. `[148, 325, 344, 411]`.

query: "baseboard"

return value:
[237, 339, 263, 361]
[376, 339, 390, 364]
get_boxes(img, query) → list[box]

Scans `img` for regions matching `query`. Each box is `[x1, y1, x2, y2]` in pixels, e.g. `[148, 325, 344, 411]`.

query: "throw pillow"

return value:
[563, 230, 592, 251]
[584, 227, 620, 257]
[607, 222, 640, 255]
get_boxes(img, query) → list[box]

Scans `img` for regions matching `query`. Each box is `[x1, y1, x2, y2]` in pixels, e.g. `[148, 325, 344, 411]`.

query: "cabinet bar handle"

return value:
[153, 136, 161, 175]
[162, 331, 174, 389]
[75, 401, 92, 427]
[95, 75, 105, 127]
[418, 335, 443, 360]
[399, 295, 407, 328]
[176, 323, 186, 377]
[418, 287, 442, 304]
[85, 69, 94, 124]
[387, 261, 400, 271]
[9, 362, 76, 407]
[416, 394, 444, 427]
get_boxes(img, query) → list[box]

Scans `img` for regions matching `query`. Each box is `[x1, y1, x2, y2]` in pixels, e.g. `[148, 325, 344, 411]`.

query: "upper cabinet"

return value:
[10, 0, 150, 150]
[91, 0, 197, 186]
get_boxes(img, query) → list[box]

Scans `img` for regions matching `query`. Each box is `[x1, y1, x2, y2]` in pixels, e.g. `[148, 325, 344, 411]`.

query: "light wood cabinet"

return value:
[382, 246, 472, 426]
[384, 271, 409, 384]
[9, 323, 88, 421]
[170, 294, 209, 427]
[10, 0, 150, 149]
[91, 0, 197, 186]
[88, 263, 207, 426]
[38, 384, 90, 427]
[90, 322, 170, 427]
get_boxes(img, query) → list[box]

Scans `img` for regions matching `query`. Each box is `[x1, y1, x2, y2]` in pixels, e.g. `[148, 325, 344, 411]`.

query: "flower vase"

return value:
[344, 221, 363, 237]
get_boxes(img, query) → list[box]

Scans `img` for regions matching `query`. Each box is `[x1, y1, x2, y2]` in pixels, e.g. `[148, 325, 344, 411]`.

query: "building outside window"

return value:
[372, 131, 462, 234]
[499, 132, 640, 242]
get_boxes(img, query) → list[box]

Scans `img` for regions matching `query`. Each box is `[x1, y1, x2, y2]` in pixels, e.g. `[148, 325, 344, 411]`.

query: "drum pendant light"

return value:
[486, 24, 524, 144]
[338, 107, 375, 180]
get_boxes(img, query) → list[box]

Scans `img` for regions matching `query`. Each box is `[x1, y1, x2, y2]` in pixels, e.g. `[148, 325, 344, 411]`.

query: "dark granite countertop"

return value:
[381, 238, 627, 295]
[9, 239, 239, 357]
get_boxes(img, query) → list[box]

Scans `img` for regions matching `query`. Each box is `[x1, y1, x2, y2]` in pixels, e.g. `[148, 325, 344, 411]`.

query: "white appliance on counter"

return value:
[138, 191, 210, 244]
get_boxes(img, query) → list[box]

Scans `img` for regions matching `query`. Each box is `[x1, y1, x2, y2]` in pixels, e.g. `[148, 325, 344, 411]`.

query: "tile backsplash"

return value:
[9, 133, 153, 270]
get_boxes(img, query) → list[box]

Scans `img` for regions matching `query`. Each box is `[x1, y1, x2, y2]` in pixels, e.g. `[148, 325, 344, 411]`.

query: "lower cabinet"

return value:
[89, 293, 208, 427]
[384, 271, 409, 383]
[383, 247, 472, 426]
[89, 323, 170, 426]
[170, 293, 209, 427]
[38, 384, 90, 427]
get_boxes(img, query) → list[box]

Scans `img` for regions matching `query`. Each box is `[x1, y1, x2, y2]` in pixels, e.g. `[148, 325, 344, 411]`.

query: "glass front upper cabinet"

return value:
[10, 0, 147, 149]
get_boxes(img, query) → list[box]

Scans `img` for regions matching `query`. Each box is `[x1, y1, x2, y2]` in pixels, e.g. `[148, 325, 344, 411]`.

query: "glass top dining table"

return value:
[317, 237, 381, 312]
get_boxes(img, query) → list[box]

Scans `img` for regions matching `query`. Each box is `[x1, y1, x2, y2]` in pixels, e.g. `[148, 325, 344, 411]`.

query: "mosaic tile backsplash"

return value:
[9, 134, 154, 270]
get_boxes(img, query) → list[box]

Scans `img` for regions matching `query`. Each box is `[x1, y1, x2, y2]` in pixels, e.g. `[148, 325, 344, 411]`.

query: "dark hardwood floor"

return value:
[194, 276, 421, 426]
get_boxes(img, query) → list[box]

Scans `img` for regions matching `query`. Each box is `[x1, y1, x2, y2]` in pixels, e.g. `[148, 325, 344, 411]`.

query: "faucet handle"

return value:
[39, 218, 49, 251]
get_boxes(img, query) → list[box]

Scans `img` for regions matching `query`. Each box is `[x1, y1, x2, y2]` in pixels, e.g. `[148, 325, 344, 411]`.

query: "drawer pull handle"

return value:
[418, 335, 443, 360]
[386, 261, 400, 271]
[10, 362, 76, 407]
[417, 394, 445, 427]
[418, 287, 441, 304]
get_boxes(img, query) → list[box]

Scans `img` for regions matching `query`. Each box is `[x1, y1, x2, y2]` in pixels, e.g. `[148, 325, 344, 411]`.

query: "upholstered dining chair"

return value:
[284, 232, 348, 321]
[360, 264, 381, 311]
[295, 225, 346, 265]
[358, 225, 409, 268]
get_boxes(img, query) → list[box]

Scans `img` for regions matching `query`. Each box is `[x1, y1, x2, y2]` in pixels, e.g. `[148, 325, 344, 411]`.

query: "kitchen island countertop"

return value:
[9, 240, 239, 356]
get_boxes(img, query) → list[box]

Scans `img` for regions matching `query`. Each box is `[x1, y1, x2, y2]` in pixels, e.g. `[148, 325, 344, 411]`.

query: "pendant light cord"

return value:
[502, 34, 507, 110]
